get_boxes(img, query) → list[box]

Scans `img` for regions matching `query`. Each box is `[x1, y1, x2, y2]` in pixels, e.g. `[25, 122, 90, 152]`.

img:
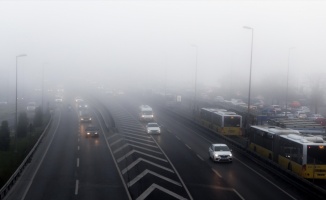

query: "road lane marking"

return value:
[185, 144, 191, 149]
[78, 138, 80, 142]
[121, 158, 174, 174]
[235, 158, 296, 200]
[196, 154, 204, 161]
[75, 180, 79, 195]
[117, 150, 167, 163]
[128, 169, 182, 188]
[95, 113, 132, 200]
[77, 146, 80, 151]
[77, 158, 79, 167]
[212, 168, 222, 178]
[175, 135, 181, 140]
[233, 189, 245, 200]
[113, 143, 162, 154]
[137, 183, 188, 200]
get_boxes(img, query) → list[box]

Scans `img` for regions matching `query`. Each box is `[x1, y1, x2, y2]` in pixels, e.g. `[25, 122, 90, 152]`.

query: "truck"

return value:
[139, 105, 154, 121]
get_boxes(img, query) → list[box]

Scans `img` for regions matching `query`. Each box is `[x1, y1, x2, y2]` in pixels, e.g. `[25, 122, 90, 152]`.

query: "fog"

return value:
[1, 0, 326, 103]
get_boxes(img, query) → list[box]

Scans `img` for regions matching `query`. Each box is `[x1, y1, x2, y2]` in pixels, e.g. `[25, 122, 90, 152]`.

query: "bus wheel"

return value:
[288, 163, 292, 171]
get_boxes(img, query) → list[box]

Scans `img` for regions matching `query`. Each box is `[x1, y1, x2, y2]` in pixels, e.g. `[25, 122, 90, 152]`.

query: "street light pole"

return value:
[42, 63, 46, 114]
[191, 44, 198, 111]
[285, 47, 295, 116]
[15, 54, 27, 147]
[243, 26, 254, 126]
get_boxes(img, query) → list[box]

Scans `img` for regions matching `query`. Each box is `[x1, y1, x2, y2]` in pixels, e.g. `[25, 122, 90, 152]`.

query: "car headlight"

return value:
[229, 153, 232, 157]
[95, 132, 98, 134]
[158, 129, 161, 133]
[214, 153, 219, 157]
[87, 132, 90, 135]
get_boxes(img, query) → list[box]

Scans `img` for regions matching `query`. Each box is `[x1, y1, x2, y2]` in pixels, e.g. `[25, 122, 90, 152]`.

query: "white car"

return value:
[208, 144, 232, 162]
[146, 123, 161, 134]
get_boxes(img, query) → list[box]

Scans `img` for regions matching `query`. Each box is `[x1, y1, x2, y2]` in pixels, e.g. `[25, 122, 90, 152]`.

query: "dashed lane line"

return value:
[212, 168, 222, 178]
[196, 154, 204, 161]
[185, 144, 191, 150]
[75, 180, 79, 195]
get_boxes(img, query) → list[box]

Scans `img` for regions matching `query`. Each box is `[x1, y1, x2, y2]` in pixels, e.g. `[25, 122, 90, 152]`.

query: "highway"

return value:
[97, 92, 322, 200]
[3, 93, 325, 200]
[4, 102, 129, 200]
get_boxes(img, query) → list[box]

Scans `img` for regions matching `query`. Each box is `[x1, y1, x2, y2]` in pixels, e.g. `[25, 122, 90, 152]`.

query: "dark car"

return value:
[85, 126, 99, 138]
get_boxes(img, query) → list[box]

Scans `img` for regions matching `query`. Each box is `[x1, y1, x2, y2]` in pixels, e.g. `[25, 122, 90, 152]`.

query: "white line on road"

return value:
[175, 135, 181, 140]
[78, 138, 80, 142]
[77, 146, 80, 151]
[196, 154, 204, 161]
[75, 180, 79, 195]
[185, 144, 191, 150]
[77, 158, 79, 167]
[212, 168, 222, 178]
[233, 189, 245, 200]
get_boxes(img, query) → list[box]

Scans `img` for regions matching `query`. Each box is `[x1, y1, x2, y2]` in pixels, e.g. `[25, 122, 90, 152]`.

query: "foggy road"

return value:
[2, 1, 326, 200]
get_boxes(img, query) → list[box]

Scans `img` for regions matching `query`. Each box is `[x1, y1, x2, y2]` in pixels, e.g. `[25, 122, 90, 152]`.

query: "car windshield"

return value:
[86, 127, 98, 131]
[148, 123, 159, 127]
[214, 146, 230, 151]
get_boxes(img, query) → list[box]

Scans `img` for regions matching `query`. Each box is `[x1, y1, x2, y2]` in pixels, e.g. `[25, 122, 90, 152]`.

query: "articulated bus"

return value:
[198, 108, 242, 136]
[249, 125, 326, 179]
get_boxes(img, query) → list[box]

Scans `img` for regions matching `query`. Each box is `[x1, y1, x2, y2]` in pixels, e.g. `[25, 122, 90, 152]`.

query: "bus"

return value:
[198, 108, 242, 136]
[249, 125, 326, 179]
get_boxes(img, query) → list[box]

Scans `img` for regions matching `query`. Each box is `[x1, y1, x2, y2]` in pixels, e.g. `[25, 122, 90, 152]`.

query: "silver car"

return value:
[146, 122, 161, 134]
[208, 144, 232, 162]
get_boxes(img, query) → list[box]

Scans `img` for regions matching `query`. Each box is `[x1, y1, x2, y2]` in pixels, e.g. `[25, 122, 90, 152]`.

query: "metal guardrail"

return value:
[0, 114, 53, 200]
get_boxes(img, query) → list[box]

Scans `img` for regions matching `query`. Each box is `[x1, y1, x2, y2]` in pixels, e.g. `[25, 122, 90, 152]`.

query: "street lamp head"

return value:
[16, 54, 27, 58]
[243, 26, 253, 30]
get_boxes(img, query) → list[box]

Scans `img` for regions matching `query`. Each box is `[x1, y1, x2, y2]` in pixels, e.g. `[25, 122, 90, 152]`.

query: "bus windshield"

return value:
[307, 145, 326, 164]
[224, 116, 241, 127]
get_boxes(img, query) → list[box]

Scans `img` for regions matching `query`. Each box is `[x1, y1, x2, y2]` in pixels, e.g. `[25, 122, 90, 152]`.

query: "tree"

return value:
[0, 120, 10, 151]
[33, 106, 43, 127]
[17, 112, 28, 138]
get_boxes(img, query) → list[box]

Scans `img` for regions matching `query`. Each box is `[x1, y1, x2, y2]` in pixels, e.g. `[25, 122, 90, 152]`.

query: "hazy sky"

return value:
[1, 0, 326, 93]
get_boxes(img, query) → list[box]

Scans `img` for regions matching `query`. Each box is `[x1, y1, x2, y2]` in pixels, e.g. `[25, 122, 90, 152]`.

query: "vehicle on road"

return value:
[146, 122, 161, 134]
[139, 105, 154, 121]
[208, 144, 232, 162]
[77, 101, 88, 109]
[85, 126, 99, 138]
[26, 102, 36, 111]
[198, 108, 242, 136]
[79, 110, 92, 122]
[54, 96, 63, 102]
[75, 96, 83, 103]
[248, 125, 326, 179]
